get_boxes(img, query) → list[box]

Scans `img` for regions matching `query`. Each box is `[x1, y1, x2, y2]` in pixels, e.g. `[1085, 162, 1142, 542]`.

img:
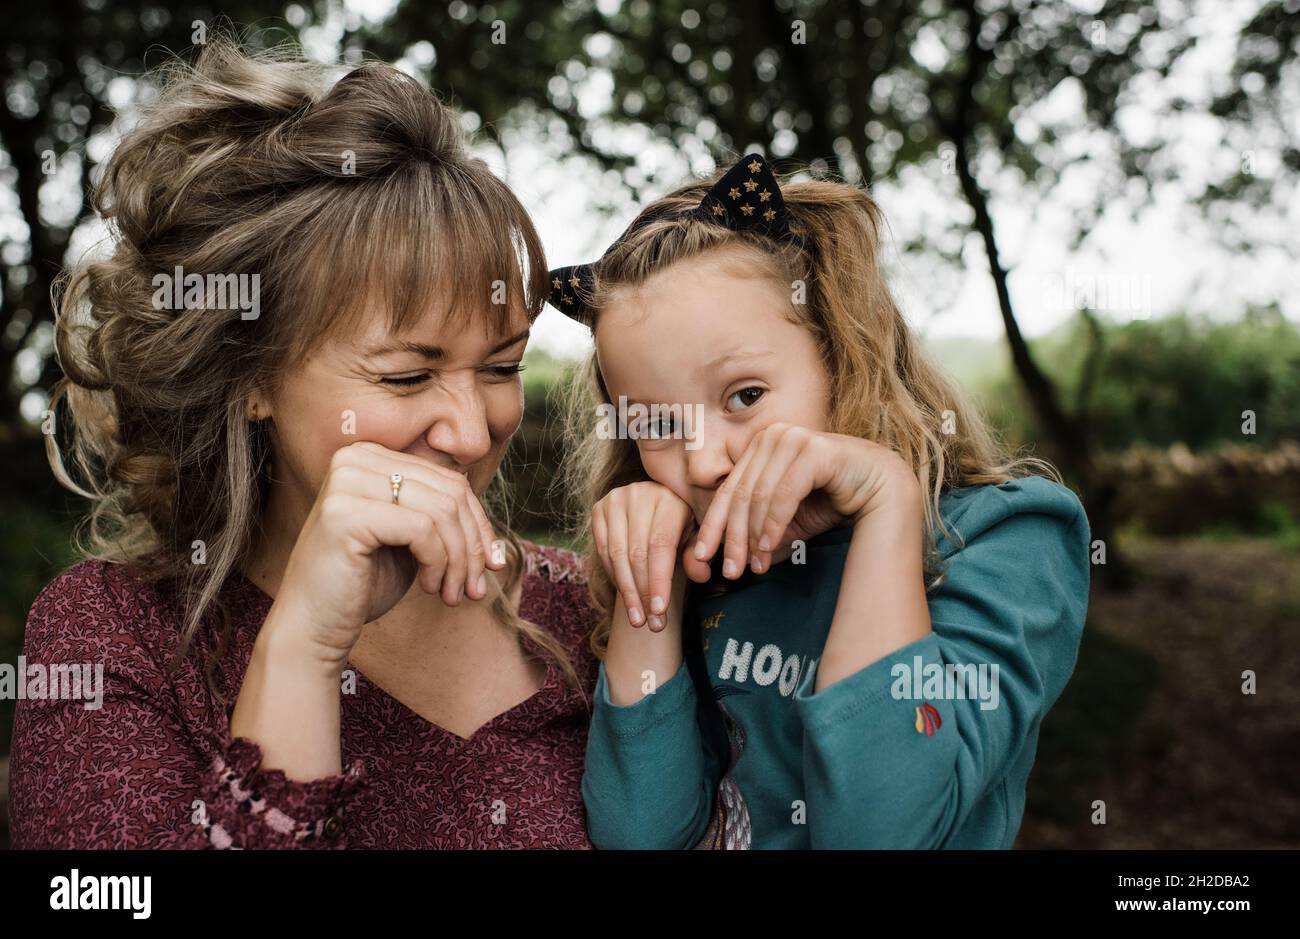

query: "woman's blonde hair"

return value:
[48, 36, 580, 695]
[561, 159, 1056, 658]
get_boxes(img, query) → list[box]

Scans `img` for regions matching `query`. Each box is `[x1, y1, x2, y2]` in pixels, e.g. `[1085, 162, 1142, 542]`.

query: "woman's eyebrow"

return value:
[363, 339, 446, 360]
[488, 327, 531, 354]
[363, 328, 530, 360]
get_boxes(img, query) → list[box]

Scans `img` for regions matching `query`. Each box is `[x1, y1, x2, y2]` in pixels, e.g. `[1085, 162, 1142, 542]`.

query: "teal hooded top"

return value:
[581, 476, 1090, 849]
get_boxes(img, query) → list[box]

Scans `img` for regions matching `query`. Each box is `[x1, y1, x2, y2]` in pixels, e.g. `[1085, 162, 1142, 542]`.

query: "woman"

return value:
[8, 40, 598, 849]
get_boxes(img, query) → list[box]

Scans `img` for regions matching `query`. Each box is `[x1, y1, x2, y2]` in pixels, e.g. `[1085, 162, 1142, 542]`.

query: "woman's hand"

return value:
[274, 440, 505, 668]
[233, 439, 504, 782]
[591, 481, 712, 631]
[692, 423, 921, 578]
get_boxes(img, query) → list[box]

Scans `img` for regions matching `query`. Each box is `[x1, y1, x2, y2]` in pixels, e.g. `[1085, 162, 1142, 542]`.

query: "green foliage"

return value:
[494, 347, 585, 537]
[520, 346, 579, 414]
[970, 307, 1300, 451]
[1199, 502, 1300, 554]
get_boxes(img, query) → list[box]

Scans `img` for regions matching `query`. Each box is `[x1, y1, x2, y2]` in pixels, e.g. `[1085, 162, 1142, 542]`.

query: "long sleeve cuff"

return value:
[195, 734, 367, 849]
[583, 660, 715, 849]
[591, 658, 697, 734]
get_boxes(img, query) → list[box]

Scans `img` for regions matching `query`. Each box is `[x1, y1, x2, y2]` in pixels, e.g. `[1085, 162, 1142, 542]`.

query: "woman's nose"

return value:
[424, 379, 492, 466]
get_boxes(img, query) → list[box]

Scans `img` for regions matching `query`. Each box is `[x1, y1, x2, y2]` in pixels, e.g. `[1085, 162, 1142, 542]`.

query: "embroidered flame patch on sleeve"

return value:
[915, 703, 941, 736]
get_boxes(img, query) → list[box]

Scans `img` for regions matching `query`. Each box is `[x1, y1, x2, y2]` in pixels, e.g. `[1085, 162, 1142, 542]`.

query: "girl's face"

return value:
[595, 245, 831, 522]
[252, 299, 531, 528]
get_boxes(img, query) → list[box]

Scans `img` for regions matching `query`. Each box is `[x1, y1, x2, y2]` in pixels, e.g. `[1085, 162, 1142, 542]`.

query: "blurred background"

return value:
[1, 0, 1297, 849]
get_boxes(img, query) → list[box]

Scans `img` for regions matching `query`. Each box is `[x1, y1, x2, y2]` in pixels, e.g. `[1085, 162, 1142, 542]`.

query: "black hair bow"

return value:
[547, 152, 803, 326]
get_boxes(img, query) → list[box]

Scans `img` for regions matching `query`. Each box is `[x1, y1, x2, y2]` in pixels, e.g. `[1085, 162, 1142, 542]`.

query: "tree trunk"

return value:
[950, 135, 1129, 589]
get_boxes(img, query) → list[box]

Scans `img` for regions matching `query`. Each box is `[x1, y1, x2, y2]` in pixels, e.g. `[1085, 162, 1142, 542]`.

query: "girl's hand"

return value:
[692, 423, 920, 578]
[591, 481, 713, 631]
[274, 440, 505, 668]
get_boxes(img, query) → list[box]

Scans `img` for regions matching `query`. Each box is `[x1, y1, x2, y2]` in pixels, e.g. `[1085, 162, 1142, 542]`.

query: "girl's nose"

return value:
[684, 432, 735, 491]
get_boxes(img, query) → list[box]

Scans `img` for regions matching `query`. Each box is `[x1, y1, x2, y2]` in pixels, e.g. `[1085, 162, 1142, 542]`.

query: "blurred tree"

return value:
[0, 2, 285, 447]
[1196, 0, 1298, 253]
[355, 2, 610, 167]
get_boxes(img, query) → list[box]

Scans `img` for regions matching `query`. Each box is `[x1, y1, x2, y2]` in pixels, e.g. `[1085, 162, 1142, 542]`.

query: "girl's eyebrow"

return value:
[699, 349, 774, 373]
[363, 328, 530, 361]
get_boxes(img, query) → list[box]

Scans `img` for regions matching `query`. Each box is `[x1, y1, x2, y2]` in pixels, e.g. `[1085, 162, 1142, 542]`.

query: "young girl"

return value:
[555, 153, 1089, 849]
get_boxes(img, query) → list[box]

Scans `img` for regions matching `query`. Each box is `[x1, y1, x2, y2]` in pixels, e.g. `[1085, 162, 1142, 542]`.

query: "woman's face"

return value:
[594, 245, 831, 522]
[253, 299, 531, 522]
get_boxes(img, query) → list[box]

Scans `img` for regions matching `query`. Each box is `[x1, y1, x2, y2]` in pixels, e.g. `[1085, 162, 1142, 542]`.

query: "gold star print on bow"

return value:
[545, 264, 597, 325]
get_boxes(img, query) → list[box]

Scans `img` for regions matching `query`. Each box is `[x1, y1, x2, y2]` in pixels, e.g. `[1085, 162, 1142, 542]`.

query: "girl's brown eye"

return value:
[727, 387, 764, 410]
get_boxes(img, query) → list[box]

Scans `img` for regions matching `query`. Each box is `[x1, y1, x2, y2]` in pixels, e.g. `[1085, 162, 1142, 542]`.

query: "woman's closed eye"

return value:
[380, 373, 431, 387]
[379, 363, 526, 387]
[484, 362, 527, 381]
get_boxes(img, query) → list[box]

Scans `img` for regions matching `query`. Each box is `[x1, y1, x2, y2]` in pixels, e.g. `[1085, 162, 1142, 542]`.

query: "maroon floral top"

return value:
[8, 542, 600, 849]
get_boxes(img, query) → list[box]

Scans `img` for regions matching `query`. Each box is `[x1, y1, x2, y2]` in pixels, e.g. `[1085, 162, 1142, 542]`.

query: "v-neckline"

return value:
[231, 563, 559, 745]
[358, 655, 559, 744]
